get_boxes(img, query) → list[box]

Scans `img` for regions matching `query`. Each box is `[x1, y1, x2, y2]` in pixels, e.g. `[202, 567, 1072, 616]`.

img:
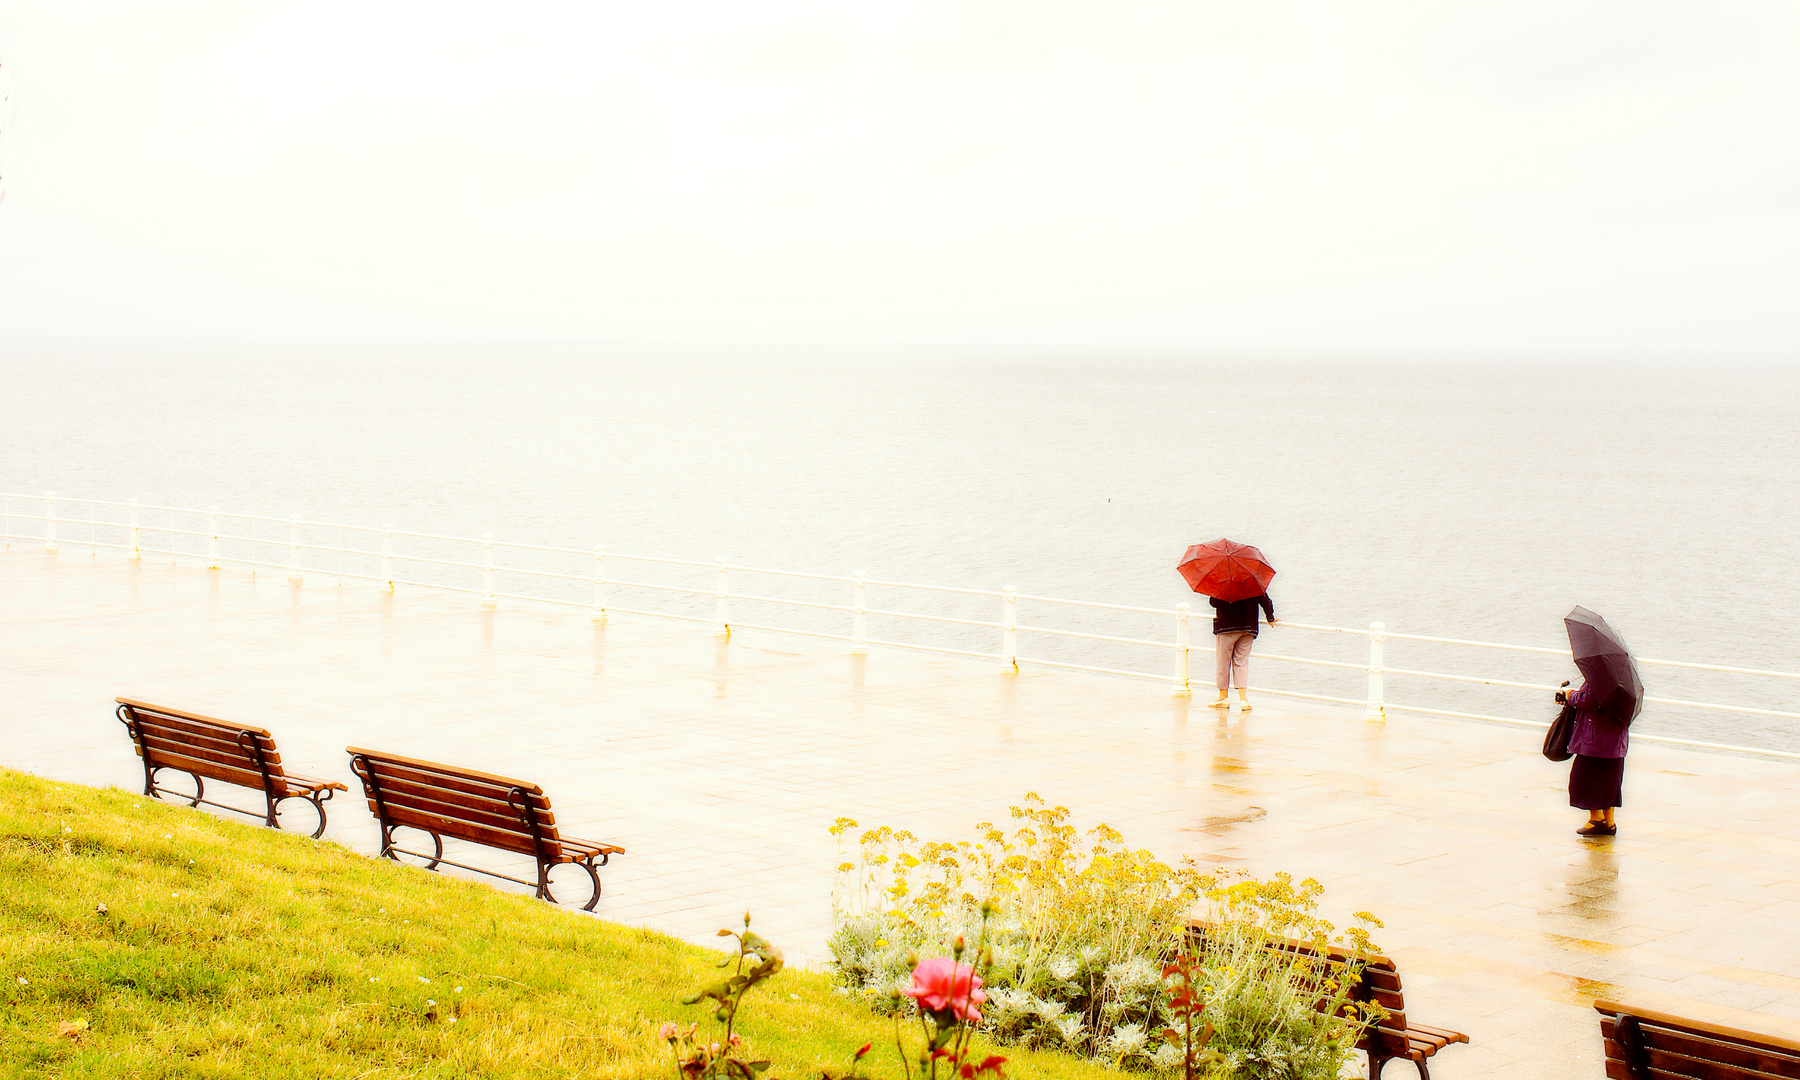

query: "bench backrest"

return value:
[1595, 1001, 1800, 1079]
[346, 748, 563, 861]
[1187, 920, 1407, 1054]
[116, 698, 290, 797]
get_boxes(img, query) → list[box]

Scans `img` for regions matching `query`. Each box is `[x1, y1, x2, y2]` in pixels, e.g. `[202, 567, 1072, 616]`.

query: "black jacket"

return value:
[1210, 593, 1275, 637]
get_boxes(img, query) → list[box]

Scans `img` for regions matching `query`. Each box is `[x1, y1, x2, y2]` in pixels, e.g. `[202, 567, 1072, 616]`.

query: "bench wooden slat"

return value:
[118, 698, 274, 738]
[1361, 967, 1404, 992]
[135, 732, 288, 793]
[130, 707, 278, 745]
[134, 726, 266, 768]
[558, 833, 626, 858]
[1360, 987, 1407, 1013]
[346, 747, 545, 797]
[279, 770, 348, 794]
[137, 746, 281, 795]
[132, 716, 281, 760]
[1602, 1031, 1800, 1079]
[352, 759, 553, 813]
[1612, 1015, 1800, 1065]
[376, 802, 555, 859]
[1604, 1057, 1793, 1080]
[361, 771, 558, 829]
[136, 727, 279, 766]
[1597, 1002, 1800, 1080]
[1638, 1047, 1792, 1080]
[361, 789, 554, 847]
[1642, 1045, 1800, 1078]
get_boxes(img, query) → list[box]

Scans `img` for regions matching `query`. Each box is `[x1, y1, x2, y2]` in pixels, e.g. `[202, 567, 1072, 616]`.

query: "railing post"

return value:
[851, 570, 867, 653]
[380, 524, 395, 593]
[592, 546, 606, 621]
[287, 514, 303, 584]
[207, 506, 220, 569]
[127, 498, 141, 560]
[481, 534, 497, 609]
[43, 491, 56, 552]
[1001, 585, 1018, 671]
[1173, 602, 1191, 695]
[1365, 621, 1386, 721]
[715, 557, 730, 636]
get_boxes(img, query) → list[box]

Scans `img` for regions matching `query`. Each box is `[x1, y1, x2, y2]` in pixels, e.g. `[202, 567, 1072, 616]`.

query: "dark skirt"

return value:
[1569, 754, 1624, 810]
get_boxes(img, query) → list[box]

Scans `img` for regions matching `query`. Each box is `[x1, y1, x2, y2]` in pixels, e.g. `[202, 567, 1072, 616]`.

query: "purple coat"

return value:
[1567, 682, 1629, 758]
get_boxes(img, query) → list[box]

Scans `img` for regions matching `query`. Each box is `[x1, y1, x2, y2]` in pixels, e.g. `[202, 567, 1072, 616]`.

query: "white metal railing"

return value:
[5, 491, 1798, 762]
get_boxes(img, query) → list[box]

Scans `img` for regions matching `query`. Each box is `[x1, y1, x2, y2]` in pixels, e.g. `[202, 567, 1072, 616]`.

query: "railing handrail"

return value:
[5, 490, 1797, 761]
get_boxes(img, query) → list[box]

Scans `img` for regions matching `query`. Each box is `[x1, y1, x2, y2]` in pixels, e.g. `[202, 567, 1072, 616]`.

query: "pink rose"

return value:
[902, 958, 987, 1023]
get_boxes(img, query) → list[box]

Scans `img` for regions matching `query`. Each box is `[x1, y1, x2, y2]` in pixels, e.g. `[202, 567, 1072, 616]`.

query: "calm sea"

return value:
[3, 343, 1796, 750]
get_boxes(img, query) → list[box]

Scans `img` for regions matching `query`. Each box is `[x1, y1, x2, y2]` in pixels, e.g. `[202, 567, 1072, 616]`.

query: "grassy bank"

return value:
[0, 769, 1125, 1079]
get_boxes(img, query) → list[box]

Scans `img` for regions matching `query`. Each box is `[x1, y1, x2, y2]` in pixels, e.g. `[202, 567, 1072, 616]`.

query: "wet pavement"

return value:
[4, 548, 1800, 1078]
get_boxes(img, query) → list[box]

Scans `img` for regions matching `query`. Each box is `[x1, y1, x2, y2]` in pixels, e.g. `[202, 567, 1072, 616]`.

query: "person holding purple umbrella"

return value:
[1559, 606, 1644, 837]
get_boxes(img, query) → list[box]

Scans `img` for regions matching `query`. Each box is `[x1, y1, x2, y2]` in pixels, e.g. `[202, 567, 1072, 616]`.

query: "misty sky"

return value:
[1, 1, 1796, 353]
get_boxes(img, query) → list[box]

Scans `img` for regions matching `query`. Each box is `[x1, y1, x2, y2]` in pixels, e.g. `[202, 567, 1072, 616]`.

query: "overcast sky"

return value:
[0, 1, 1796, 354]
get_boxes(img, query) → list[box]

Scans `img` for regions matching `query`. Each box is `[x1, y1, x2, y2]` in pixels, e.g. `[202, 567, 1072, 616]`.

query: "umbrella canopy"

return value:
[1178, 540, 1275, 602]
[1565, 606, 1644, 721]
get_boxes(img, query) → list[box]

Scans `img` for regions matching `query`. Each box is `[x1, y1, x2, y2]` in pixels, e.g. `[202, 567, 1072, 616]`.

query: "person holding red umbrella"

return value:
[1177, 540, 1278, 712]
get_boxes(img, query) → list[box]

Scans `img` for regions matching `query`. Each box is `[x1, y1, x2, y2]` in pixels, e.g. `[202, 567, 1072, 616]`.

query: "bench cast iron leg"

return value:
[307, 789, 335, 839]
[274, 791, 334, 839]
[536, 861, 603, 911]
[579, 859, 602, 912]
[149, 767, 204, 807]
[379, 827, 443, 868]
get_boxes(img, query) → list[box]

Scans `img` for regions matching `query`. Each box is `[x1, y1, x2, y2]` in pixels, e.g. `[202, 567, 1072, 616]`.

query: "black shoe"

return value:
[1576, 821, 1616, 837]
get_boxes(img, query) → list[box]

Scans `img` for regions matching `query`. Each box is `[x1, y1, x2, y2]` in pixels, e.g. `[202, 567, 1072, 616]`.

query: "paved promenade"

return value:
[4, 548, 1800, 1078]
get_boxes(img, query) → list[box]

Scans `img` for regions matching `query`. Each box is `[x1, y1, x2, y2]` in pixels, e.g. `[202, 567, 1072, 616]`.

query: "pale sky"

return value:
[1, 1, 1796, 353]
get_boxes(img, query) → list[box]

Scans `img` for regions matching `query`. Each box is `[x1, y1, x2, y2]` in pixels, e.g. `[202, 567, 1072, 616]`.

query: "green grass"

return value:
[0, 768, 1131, 1079]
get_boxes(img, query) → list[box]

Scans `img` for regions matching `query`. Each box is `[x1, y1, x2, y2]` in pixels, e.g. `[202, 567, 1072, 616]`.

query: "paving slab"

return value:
[3, 548, 1800, 1077]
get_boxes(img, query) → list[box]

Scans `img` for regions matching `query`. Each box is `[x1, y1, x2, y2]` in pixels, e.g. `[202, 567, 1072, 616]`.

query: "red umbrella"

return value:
[1177, 540, 1275, 602]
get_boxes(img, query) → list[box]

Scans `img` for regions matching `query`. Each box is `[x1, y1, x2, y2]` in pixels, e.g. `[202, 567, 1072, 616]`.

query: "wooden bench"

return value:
[1595, 1000, 1800, 1079]
[116, 697, 348, 838]
[345, 747, 623, 911]
[1187, 919, 1468, 1079]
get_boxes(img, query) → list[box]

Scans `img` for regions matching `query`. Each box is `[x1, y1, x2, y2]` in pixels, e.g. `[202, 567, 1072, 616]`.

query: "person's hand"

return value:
[1267, 617, 1279, 625]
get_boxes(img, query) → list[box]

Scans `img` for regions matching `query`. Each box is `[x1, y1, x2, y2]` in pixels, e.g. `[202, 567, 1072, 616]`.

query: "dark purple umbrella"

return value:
[1565, 606, 1643, 721]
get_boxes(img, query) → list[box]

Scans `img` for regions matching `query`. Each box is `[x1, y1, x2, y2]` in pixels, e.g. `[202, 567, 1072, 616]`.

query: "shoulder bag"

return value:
[1542, 704, 1575, 762]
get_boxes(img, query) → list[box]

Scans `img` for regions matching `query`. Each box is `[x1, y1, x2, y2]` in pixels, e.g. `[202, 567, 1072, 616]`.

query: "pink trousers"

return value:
[1216, 631, 1254, 691]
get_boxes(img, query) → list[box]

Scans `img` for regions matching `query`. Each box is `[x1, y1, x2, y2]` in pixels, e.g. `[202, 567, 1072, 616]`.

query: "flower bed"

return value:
[827, 796, 1383, 1078]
